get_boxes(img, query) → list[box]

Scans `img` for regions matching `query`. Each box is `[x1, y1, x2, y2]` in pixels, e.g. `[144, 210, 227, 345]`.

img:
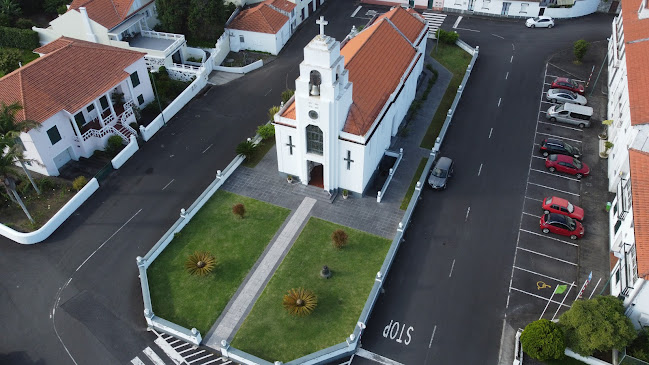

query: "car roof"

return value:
[547, 212, 569, 224]
[435, 156, 453, 169]
[538, 16, 553, 20]
[554, 77, 570, 82]
[544, 138, 565, 145]
[553, 154, 574, 162]
[548, 196, 568, 206]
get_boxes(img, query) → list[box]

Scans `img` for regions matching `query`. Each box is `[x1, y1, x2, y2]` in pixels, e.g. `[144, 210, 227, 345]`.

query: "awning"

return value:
[108, 13, 145, 35]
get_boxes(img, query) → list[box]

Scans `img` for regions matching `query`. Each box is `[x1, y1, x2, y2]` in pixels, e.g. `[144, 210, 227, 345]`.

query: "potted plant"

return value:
[599, 120, 613, 140]
[287, 174, 293, 184]
[342, 189, 349, 199]
[600, 141, 614, 158]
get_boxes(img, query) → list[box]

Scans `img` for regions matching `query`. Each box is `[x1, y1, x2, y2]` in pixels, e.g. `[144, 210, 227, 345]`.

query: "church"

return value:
[273, 7, 428, 195]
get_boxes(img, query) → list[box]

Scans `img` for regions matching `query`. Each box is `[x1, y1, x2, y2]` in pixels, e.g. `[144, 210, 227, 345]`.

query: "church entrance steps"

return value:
[422, 12, 447, 38]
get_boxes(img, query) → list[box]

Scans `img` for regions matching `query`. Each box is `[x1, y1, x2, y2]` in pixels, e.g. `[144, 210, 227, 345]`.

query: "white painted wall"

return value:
[543, 0, 600, 18]
[125, 58, 156, 108]
[227, 21, 290, 55]
[213, 32, 231, 66]
[22, 112, 79, 176]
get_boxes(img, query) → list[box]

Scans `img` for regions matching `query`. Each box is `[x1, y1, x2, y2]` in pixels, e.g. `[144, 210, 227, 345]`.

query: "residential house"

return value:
[273, 7, 427, 194]
[227, 0, 297, 55]
[606, 0, 649, 327]
[0, 37, 154, 176]
[229, 0, 325, 25]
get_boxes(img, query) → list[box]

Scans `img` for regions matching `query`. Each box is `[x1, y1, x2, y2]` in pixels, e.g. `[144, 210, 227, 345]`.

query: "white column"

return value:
[126, 78, 136, 103]
[93, 99, 105, 127]
[106, 92, 116, 119]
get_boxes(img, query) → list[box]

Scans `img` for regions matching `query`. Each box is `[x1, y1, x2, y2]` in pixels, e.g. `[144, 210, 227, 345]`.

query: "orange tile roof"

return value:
[68, 0, 153, 30]
[340, 12, 423, 135]
[227, 1, 289, 34]
[375, 6, 426, 43]
[280, 99, 296, 119]
[269, 0, 296, 12]
[0, 37, 145, 125]
[621, 0, 649, 126]
[630, 148, 649, 278]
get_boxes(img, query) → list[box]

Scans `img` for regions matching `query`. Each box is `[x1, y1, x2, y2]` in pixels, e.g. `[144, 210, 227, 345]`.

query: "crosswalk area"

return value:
[130, 330, 234, 365]
[422, 12, 447, 38]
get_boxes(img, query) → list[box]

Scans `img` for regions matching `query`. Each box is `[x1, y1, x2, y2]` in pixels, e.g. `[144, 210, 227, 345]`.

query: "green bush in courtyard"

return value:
[281, 89, 295, 103]
[236, 140, 256, 159]
[573, 40, 590, 63]
[257, 123, 275, 140]
[521, 319, 566, 361]
[105, 135, 124, 157]
[72, 176, 88, 191]
[436, 29, 459, 45]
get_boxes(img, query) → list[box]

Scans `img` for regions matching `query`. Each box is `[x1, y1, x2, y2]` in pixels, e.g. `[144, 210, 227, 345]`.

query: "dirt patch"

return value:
[222, 50, 274, 67]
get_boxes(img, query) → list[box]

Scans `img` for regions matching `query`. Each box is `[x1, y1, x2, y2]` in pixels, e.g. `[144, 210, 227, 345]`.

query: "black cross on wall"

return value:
[344, 150, 354, 170]
[287, 136, 295, 155]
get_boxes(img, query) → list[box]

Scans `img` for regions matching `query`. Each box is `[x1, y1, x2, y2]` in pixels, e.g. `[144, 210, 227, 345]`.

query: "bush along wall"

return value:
[0, 26, 39, 49]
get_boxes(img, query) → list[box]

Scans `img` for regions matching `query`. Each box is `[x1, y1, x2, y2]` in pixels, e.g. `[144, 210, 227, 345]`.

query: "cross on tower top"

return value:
[316, 16, 328, 36]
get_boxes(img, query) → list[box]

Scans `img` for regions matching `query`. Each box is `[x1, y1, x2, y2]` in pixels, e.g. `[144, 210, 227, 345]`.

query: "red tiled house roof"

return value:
[0, 37, 145, 125]
[630, 149, 649, 278]
[227, 0, 289, 34]
[68, 0, 154, 29]
[268, 0, 296, 13]
[621, 0, 649, 126]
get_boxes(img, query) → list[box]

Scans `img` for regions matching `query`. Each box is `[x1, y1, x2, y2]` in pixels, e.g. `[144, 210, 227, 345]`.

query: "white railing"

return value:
[142, 30, 185, 56]
[81, 100, 134, 141]
[171, 62, 202, 71]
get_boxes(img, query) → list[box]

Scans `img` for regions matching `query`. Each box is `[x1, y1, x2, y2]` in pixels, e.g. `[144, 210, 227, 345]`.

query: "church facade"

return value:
[273, 7, 428, 195]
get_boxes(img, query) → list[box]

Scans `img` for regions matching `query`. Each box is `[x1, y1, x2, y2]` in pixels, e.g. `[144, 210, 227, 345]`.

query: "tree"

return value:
[236, 140, 256, 159]
[573, 40, 590, 64]
[0, 102, 41, 194]
[331, 229, 348, 249]
[0, 48, 22, 75]
[521, 319, 566, 361]
[0, 143, 34, 223]
[0, 0, 21, 23]
[282, 288, 317, 316]
[155, 0, 189, 34]
[187, 0, 224, 41]
[559, 296, 637, 356]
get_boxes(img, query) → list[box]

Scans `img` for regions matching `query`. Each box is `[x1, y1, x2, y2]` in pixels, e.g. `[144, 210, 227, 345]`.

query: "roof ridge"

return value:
[384, 17, 417, 48]
[17, 71, 27, 122]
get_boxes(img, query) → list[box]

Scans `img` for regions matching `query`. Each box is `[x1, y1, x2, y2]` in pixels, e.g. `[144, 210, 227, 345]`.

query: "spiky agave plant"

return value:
[185, 251, 217, 276]
[283, 288, 317, 316]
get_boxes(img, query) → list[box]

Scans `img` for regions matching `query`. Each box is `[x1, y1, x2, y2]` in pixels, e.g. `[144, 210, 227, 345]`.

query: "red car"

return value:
[542, 196, 585, 221]
[551, 77, 585, 95]
[545, 154, 590, 179]
[540, 213, 584, 240]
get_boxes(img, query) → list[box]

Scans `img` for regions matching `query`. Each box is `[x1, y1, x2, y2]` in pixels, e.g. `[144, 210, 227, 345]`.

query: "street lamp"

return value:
[149, 72, 166, 125]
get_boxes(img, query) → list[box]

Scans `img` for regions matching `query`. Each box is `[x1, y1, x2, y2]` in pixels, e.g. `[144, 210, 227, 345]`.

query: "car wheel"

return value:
[542, 228, 550, 234]
[550, 99, 557, 103]
[544, 210, 550, 214]
[550, 117, 557, 122]
[548, 24, 553, 28]
[542, 151, 549, 157]
[570, 234, 577, 240]
[579, 123, 586, 128]
[548, 167, 556, 172]
[530, 24, 535, 28]
[576, 173, 583, 179]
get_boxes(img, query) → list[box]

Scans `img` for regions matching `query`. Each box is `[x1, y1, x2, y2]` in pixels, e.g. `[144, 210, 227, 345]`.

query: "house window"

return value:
[614, 219, 622, 234]
[74, 112, 85, 127]
[130, 71, 141, 87]
[240, 35, 245, 43]
[47, 126, 62, 145]
[482, 0, 490, 8]
[455, 0, 461, 5]
[137, 94, 145, 105]
[306, 125, 323, 155]
[100, 95, 109, 110]
[145, 10, 150, 17]
[87, 104, 95, 112]
[615, 268, 620, 284]
[520, 3, 529, 13]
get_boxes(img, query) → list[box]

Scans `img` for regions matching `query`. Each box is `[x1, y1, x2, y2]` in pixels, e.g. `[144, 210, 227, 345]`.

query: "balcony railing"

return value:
[142, 30, 185, 56]
[78, 100, 134, 141]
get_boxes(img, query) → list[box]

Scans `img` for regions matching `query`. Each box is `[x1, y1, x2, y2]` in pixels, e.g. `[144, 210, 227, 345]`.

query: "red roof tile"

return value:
[281, 99, 296, 119]
[227, 1, 289, 34]
[375, 6, 426, 43]
[629, 148, 649, 278]
[0, 37, 145, 125]
[621, 0, 649, 126]
[68, 0, 153, 30]
[269, 0, 296, 12]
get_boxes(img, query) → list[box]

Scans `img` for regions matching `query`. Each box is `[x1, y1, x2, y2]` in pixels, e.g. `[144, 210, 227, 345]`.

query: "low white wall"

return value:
[0, 178, 100, 244]
[213, 32, 231, 67]
[32, 26, 59, 46]
[112, 135, 139, 169]
[544, 0, 599, 18]
[213, 59, 263, 74]
[565, 348, 612, 365]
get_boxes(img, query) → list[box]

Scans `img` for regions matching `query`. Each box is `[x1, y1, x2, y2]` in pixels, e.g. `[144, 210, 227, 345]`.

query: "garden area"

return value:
[231, 218, 391, 362]
[137, 67, 194, 127]
[146, 190, 290, 335]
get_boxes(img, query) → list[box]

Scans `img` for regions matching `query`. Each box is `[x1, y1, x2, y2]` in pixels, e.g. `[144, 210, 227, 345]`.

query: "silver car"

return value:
[428, 157, 454, 190]
[546, 89, 587, 105]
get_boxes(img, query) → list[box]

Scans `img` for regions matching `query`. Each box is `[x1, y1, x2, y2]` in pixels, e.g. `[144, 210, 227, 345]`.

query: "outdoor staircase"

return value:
[294, 183, 338, 203]
[114, 122, 136, 143]
[422, 12, 447, 39]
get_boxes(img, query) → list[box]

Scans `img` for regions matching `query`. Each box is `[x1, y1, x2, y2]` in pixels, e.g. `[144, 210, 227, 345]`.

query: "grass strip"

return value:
[147, 190, 290, 335]
[243, 139, 275, 168]
[420, 43, 473, 149]
[400, 158, 427, 210]
[231, 217, 391, 362]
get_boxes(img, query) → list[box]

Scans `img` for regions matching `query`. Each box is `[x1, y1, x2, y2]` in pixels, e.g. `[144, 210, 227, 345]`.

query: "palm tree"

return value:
[0, 102, 41, 195]
[0, 144, 34, 223]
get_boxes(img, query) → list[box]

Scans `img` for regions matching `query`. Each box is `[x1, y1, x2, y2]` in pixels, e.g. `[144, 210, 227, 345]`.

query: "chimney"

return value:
[79, 7, 98, 43]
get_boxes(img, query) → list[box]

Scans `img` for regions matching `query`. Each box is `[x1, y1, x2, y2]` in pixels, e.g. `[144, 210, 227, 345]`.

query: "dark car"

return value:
[545, 154, 590, 179]
[539, 138, 581, 158]
[540, 212, 584, 240]
[428, 156, 453, 190]
[551, 77, 585, 94]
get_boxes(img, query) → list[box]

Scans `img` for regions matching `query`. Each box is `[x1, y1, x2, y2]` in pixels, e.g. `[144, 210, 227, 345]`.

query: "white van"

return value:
[546, 103, 593, 128]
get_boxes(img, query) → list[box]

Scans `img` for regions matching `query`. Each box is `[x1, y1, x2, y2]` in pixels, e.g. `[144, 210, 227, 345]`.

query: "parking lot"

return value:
[505, 63, 611, 328]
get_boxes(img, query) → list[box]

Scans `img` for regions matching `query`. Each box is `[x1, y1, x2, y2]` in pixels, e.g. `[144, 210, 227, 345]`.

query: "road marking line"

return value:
[510, 55, 513, 63]
[544, 82, 552, 86]
[449, 260, 455, 277]
[143, 347, 166, 365]
[162, 179, 175, 191]
[532, 155, 545, 160]
[154, 337, 184, 365]
[453, 16, 462, 28]
[498, 98, 501, 107]
[535, 131, 583, 143]
[538, 120, 584, 131]
[527, 182, 580, 196]
[489, 128, 493, 138]
[513, 266, 576, 285]
[546, 74, 562, 79]
[465, 206, 471, 221]
[505, 72, 509, 80]
[185, 350, 206, 358]
[509, 286, 572, 307]
[589, 277, 602, 298]
[478, 163, 483, 176]
[203, 359, 227, 365]
[516, 246, 578, 265]
[202, 143, 213, 154]
[351, 5, 361, 17]
[131, 357, 146, 365]
[522, 212, 541, 218]
[512, 43, 515, 51]
[456, 27, 480, 32]
[492, 33, 504, 39]
[530, 168, 582, 182]
[541, 100, 554, 105]
[264, 89, 272, 96]
[179, 348, 194, 354]
[356, 348, 405, 365]
[189, 354, 214, 363]
[520, 229, 579, 247]
[429, 325, 437, 348]
[525, 196, 544, 202]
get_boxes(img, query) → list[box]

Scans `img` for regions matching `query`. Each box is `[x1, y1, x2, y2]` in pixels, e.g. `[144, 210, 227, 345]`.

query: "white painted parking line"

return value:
[189, 354, 214, 363]
[456, 27, 480, 32]
[535, 131, 582, 143]
[532, 155, 545, 160]
[519, 229, 579, 247]
[465, 206, 471, 221]
[525, 196, 544, 202]
[492, 33, 504, 39]
[429, 326, 437, 348]
[546, 75, 561, 79]
[186, 350, 205, 358]
[544, 82, 552, 86]
[514, 265, 576, 286]
[589, 277, 602, 298]
[505, 72, 509, 80]
[453, 16, 462, 28]
[202, 143, 213, 154]
[530, 168, 582, 182]
[540, 100, 554, 105]
[516, 246, 578, 266]
[498, 98, 501, 107]
[538, 120, 583, 131]
[204, 358, 229, 365]
[522, 212, 541, 218]
[162, 179, 175, 191]
[131, 357, 146, 365]
[510, 55, 513, 63]
[489, 128, 493, 138]
[478, 163, 483, 176]
[528, 182, 580, 196]
[449, 259, 455, 277]
[351, 5, 361, 17]
[143, 347, 166, 365]
[534, 143, 540, 146]
[509, 287, 572, 308]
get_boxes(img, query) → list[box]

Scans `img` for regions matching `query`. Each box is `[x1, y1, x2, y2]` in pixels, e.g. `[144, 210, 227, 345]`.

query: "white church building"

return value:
[273, 7, 427, 194]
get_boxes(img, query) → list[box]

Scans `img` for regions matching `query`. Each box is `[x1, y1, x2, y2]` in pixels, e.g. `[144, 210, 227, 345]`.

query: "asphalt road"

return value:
[351, 13, 615, 365]
[0, 1, 368, 364]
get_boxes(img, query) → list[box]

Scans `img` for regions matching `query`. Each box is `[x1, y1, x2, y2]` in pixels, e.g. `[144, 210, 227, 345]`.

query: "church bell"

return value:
[310, 84, 320, 96]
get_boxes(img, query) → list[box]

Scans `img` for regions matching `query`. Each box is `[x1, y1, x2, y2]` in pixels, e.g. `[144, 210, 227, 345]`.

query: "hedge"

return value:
[0, 27, 40, 50]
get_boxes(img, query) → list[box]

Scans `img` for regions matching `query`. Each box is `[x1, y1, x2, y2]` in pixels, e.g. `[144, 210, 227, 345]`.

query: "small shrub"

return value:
[436, 29, 459, 44]
[628, 328, 649, 362]
[184, 251, 217, 276]
[72, 176, 88, 191]
[521, 319, 566, 361]
[56, 4, 66, 14]
[131, 105, 141, 122]
[232, 203, 245, 218]
[257, 123, 275, 140]
[573, 39, 590, 63]
[129, 122, 139, 131]
[37, 177, 56, 191]
[281, 89, 295, 103]
[331, 229, 348, 249]
[282, 288, 317, 316]
[236, 140, 256, 159]
[14, 18, 35, 29]
[105, 135, 124, 156]
[0, 26, 40, 50]
[0, 48, 22, 74]
[267, 105, 281, 122]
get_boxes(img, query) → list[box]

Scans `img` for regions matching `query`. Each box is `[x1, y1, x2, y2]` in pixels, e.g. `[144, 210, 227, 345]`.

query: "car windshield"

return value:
[567, 91, 578, 98]
[565, 144, 576, 154]
[567, 219, 576, 230]
[533, 17, 541, 21]
[567, 202, 574, 213]
[573, 158, 582, 169]
[545, 197, 552, 205]
[432, 168, 447, 178]
[555, 104, 565, 112]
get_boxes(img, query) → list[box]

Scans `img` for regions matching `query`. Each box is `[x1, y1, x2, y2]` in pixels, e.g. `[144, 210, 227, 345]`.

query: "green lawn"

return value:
[231, 218, 391, 362]
[400, 158, 427, 210]
[0, 48, 39, 77]
[147, 190, 290, 335]
[420, 43, 473, 149]
[243, 139, 275, 168]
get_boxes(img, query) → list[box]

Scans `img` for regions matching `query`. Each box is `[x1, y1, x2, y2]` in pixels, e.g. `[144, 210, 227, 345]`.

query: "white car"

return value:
[526, 16, 554, 28]
[546, 89, 587, 105]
